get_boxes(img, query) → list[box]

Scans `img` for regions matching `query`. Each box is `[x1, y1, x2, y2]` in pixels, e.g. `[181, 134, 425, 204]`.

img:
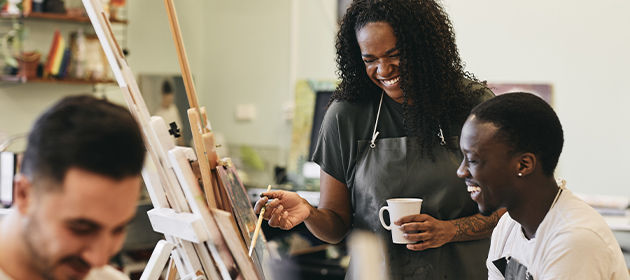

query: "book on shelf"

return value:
[42, 29, 112, 82]
[51, 37, 66, 76]
[46, 30, 75, 79]
[57, 48, 72, 79]
[44, 30, 60, 77]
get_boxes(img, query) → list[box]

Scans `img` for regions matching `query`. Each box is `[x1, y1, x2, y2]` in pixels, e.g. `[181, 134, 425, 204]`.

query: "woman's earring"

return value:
[518, 172, 523, 177]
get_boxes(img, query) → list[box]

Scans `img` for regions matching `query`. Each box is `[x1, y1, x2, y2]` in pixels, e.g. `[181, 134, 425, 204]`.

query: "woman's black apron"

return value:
[350, 94, 489, 279]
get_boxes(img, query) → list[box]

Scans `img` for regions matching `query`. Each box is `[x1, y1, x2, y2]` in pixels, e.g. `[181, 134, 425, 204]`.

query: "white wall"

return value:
[199, 0, 336, 153]
[443, 0, 630, 196]
[0, 84, 94, 151]
[200, 0, 291, 150]
[2, 1, 628, 196]
[295, 0, 337, 81]
[127, 0, 204, 76]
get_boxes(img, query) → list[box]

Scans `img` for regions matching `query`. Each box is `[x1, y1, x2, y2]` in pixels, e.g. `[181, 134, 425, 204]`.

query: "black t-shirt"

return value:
[312, 87, 493, 190]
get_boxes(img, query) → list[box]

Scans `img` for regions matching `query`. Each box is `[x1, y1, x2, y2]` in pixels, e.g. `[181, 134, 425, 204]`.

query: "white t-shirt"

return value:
[487, 188, 629, 280]
[0, 265, 128, 280]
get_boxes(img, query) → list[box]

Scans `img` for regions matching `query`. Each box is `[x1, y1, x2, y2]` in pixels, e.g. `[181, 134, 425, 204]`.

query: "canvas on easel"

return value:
[216, 164, 270, 276]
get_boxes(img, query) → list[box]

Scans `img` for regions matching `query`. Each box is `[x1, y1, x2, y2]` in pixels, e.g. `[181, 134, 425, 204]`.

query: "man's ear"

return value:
[516, 153, 536, 177]
[13, 174, 32, 214]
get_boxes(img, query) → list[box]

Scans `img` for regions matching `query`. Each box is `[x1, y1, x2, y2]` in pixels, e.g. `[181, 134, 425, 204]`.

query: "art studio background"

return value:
[1, 0, 629, 278]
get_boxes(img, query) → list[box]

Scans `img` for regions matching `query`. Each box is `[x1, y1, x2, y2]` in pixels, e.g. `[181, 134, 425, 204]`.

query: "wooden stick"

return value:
[187, 108, 217, 209]
[164, 0, 222, 211]
[163, 0, 200, 110]
[249, 185, 271, 257]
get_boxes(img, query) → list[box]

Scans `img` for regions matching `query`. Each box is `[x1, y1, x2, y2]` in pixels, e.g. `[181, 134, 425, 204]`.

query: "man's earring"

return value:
[518, 172, 523, 177]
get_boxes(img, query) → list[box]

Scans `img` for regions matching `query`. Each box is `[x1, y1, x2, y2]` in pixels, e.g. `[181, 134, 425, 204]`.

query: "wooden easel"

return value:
[162, 0, 270, 276]
[162, 0, 223, 212]
[81, 0, 267, 279]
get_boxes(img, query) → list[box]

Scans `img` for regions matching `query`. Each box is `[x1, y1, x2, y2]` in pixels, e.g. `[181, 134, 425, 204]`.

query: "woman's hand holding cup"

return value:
[395, 213, 457, 251]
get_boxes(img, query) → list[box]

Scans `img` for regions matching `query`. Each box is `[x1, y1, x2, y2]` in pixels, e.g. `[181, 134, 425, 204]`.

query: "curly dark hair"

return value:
[333, 0, 487, 155]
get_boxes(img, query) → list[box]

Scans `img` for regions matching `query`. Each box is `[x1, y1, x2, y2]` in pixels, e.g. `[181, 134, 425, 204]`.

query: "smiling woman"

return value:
[253, 0, 503, 279]
[356, 22, 403, 103]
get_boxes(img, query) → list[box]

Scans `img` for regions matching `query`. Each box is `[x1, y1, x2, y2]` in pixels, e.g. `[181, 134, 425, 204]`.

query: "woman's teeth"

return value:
[467, 186, 481, 193]
[381, 76, 400, 86]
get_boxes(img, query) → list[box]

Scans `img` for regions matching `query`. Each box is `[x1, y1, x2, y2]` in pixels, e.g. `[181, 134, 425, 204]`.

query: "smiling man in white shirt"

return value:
[457, 92, 629, 279]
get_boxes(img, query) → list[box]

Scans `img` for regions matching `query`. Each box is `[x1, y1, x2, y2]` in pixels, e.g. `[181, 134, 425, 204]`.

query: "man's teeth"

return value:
[381, 76, 400, 86]
[467, 186, 481, 192]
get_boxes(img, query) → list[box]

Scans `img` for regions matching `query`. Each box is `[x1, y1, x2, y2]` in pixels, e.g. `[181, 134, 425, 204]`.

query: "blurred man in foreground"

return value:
[0, 95, 145, 280]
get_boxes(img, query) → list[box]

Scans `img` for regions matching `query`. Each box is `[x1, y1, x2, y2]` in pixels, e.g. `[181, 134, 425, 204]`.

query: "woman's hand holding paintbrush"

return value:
[249, 185, 271, 257]
[253, 189, 311, 231]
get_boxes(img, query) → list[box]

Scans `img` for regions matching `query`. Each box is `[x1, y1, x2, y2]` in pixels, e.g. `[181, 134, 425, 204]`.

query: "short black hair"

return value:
[162, 80, 173, 95]
[21, 95, 145, 189]
[470, 92, 563, 176]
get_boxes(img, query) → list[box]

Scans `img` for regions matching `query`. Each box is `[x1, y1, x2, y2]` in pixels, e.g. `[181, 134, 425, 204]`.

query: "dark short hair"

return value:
[21, 95, 145, 189]
[162, 80, 173, 95]
[470, 92, 563, 176]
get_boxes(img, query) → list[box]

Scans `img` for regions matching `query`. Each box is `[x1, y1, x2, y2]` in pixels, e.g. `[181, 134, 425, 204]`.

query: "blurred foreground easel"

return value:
[82, 0, 270, 278]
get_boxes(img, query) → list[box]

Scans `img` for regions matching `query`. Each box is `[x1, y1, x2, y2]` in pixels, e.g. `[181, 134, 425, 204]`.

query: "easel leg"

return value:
[140, 240, 175, 280]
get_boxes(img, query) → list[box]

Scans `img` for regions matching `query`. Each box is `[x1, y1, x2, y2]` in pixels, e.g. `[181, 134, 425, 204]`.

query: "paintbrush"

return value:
[249, 184, 271, 257]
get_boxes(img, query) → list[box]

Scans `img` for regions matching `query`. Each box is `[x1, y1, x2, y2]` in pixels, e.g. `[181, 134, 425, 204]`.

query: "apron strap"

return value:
[370, 93, 384, 149]
[370, 93, 447, 147]
[437, 124, 446, 146]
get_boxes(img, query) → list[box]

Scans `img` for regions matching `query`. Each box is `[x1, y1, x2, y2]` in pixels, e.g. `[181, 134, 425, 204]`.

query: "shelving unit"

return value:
[0, 9, 127, 86]
[30, 77, 115, 84]
[1, 12, 127, 24]
[1, 75, 115, 84]
[23, 12, 127, 24]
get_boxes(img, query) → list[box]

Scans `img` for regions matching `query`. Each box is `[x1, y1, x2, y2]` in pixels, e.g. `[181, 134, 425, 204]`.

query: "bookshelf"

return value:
[1, 75, 115, 85]
[0, 10, 127, 86]
[0, 12, 127, 24]
[23, 12, 127, 24]
[29, 77, 115, 84]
